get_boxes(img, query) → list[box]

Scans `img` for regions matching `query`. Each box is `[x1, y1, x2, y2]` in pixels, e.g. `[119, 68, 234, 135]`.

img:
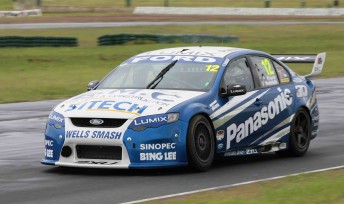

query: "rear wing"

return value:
[272, 52, 326, 79]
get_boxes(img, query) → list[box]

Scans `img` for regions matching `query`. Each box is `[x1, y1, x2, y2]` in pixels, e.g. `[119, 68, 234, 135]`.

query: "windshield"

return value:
[97, 61, 221, 91]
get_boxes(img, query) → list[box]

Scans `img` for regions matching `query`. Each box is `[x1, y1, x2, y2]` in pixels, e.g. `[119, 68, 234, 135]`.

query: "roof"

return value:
[136, 46, 249, 58]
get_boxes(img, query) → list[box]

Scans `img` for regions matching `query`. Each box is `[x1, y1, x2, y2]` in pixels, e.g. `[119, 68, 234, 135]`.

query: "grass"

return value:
[38, 0, 344, 8]
[0, 24, 343, 103]
[147, 168, 344, 204]
[0, 0, 14, 10]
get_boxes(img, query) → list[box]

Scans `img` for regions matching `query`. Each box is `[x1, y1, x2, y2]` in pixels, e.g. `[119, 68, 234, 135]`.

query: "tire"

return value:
[187, 115, 215, 172]
[276, 108, 311, 157]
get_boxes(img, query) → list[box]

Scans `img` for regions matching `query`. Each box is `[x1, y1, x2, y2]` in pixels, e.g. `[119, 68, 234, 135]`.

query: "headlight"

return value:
[167, 113, 179, 123]
[129, 113, 179, 131]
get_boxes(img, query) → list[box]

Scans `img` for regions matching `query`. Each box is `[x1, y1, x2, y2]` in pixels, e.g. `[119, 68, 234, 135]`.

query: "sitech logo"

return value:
[65, 100, 148, 115]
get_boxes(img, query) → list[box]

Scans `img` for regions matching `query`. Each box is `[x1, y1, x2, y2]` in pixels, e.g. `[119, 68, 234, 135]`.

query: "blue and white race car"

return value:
[42, 46, 325, 171]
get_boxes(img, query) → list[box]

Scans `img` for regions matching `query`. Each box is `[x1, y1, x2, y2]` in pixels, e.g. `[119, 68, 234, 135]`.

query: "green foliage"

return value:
[148, 169, 344, 204]
[0, 0, 14, 10]
[0, 24, 343, 103]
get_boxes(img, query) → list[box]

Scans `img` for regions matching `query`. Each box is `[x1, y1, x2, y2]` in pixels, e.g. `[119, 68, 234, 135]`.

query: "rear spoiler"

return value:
[272, 52, 326, 79]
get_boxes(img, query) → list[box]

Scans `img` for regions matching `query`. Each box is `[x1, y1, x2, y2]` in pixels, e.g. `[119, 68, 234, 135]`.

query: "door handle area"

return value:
[254, 99, 263, 106]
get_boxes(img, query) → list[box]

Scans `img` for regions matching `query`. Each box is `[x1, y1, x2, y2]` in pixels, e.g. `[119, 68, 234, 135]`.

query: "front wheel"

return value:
[277, 108, 311, 157]
[187, 115, 215, 172]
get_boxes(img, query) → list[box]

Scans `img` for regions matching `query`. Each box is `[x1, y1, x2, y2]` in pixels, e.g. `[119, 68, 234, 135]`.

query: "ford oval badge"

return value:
[90, 119, 104, 125]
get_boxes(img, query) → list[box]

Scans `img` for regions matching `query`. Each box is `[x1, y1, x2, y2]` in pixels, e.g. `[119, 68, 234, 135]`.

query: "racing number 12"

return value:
[206, 65, 219, 72]
[261, 59, 275, 76]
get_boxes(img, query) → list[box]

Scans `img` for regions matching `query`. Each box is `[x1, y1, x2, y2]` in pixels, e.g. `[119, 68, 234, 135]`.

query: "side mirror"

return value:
[221, 84, 247, 97]
[87, 80, 99, 91]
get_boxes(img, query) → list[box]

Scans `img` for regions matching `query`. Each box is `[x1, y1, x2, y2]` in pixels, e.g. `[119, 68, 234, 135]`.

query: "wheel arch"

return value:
[187, 112, 216, 138]
[298, 105, 312, 119]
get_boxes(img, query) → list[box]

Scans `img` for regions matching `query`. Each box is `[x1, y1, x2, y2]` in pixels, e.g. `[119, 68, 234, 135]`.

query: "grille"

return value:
[76, 145, 122, 160]
[70, 118, 127, 128]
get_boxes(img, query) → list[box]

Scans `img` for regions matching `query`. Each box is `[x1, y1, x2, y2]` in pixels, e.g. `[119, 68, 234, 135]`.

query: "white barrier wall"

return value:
[134, 7, 344, 16]
[0, 9, 42, 18]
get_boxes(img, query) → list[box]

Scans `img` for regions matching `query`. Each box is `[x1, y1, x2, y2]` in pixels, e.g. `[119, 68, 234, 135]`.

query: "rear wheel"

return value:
[276, 108, 311, 157]
[187, 115, 215, 171]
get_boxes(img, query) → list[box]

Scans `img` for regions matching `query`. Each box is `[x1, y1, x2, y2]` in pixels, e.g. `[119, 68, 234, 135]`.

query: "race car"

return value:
[41, 46, 325, 171]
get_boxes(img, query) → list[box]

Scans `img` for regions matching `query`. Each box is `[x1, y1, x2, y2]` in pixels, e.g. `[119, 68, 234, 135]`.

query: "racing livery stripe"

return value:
[213, 89, 270, 129]
[210, 90, 259, 120]
[259, 126, 290, 146]
[249, 114, 294, 145]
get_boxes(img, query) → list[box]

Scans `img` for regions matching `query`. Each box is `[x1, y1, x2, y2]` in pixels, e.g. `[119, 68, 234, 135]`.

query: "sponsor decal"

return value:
[139, 143, 177, 161]
[65, 130, 122, 140]
[48, 113, 64, 123]
[44, 139, 54, 158]
[217, 143, 224, 150]
[151, 92, 181, 102]
[226, 88, 293, 149]
[45, 140, 54, 147]
[318, 57, 323, 64]
[222, 58, 230, 66]
[210, 100, 220, 111]
[295, 85, 308, 97]
[140, 152, 176, 161]
[276, 56, 313, 61]
[216, 130, 225, 141]
[224, 150, 245, 156]
[230, 89, 245, 94]
[137, 50, 220, 57]
[293, 77, 303, 83]
[65, 100, 148, 115]
[224, 148, 259, 156]
[128, 55, 220, 64]
[70, 90, 182, 107]
[45, 149, 53, 158]
[246, 148, 258, 154]
[134, 115, 167, 126]
[140, 143, 176, 150]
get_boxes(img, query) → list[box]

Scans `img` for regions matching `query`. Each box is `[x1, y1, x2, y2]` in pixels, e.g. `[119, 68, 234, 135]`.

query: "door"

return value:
[212, 57, 263, 152]
[246, 55, 294, 147]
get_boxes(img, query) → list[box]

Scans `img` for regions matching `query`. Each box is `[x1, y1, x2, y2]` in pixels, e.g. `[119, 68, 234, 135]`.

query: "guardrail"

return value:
[134, 7, 344, 16]
[0, 36, 78, 47]
[98, 34, 239, 46]
[0, 9, 42, 18]
[0, 34, 238, 48]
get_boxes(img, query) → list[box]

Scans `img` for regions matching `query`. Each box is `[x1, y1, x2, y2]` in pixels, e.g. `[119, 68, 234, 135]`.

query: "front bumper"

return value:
[41, 118, 189, 169]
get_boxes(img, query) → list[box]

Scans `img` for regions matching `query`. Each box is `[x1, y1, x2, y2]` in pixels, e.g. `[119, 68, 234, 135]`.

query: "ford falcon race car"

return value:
[42, 46, 325, 171]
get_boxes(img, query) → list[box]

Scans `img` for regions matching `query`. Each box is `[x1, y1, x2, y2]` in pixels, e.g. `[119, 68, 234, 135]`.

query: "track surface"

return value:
[1, 21, 344, 29]
[0, 78, 343, 204]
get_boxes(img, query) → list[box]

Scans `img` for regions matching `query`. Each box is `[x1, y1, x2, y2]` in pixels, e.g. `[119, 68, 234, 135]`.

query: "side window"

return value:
[273, 61, 291, 84]
[251, 56, 279, 87]
[223, 57, 254, 91]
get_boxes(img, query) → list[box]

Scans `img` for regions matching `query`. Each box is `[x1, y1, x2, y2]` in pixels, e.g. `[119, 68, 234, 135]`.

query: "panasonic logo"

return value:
[226, 89, 293, 149]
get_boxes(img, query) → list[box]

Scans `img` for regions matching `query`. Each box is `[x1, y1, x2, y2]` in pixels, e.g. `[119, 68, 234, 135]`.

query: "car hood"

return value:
[54, 89, 205, 119]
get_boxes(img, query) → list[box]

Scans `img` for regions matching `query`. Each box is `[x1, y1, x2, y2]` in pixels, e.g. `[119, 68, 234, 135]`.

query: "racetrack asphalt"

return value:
[0, 77, 343, 204]
[1, 21, 344, 29]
